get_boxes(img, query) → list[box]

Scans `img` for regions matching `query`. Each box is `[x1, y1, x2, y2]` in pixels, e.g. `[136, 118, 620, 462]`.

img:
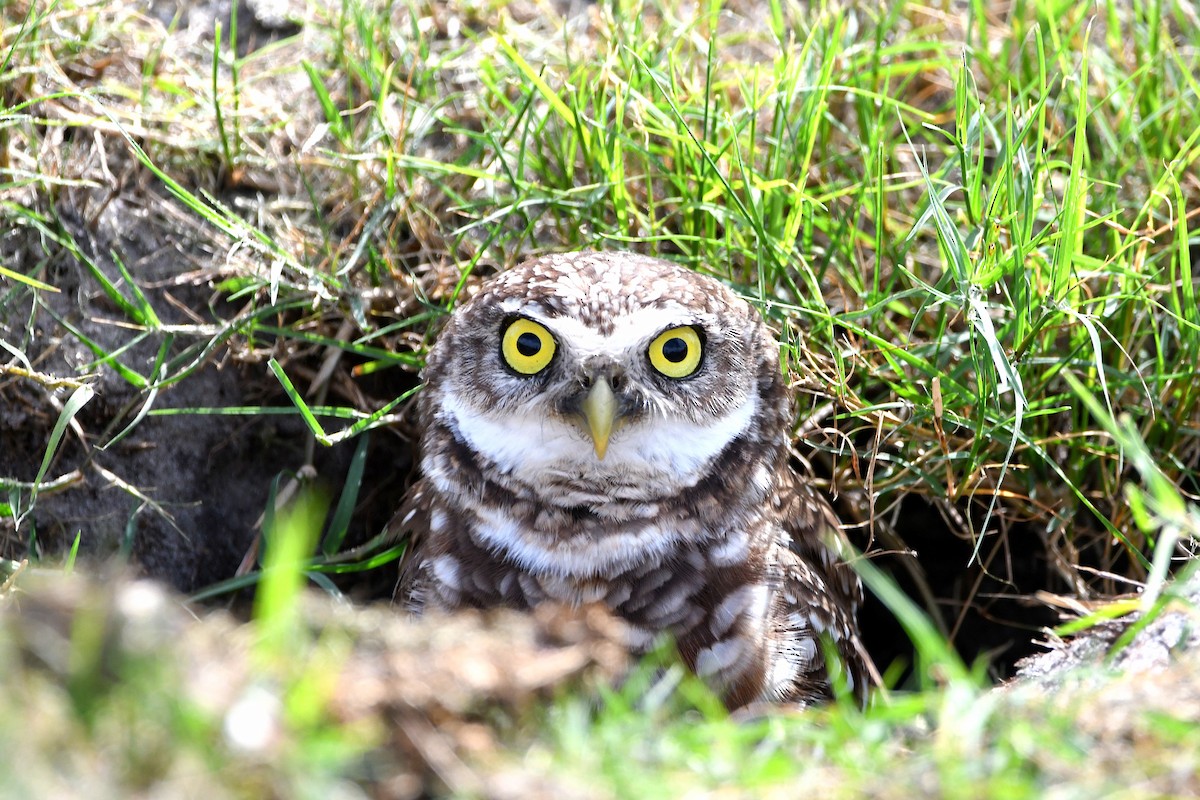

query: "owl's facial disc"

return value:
[433, 297, 761, 504]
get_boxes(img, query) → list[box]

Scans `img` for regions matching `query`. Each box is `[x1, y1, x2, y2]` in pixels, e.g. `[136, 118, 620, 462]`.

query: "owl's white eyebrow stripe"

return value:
[518, 307, 704, 356]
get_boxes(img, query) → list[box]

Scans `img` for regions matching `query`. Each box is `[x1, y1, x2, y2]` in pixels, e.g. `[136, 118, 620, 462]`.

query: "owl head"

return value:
[419, 252, 791, 507]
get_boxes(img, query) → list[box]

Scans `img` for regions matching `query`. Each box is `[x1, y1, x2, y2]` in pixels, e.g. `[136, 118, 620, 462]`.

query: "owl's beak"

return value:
[580, 377, 617, 460]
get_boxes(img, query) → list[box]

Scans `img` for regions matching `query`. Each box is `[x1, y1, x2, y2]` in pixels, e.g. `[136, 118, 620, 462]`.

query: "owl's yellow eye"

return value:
[648, 326, 703, 379]
[501, 317, 557, 375]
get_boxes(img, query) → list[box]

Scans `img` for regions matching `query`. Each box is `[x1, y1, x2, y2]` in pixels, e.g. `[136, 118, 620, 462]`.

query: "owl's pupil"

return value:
[516, 332, 542, 357]
[662, 337, 688, 363]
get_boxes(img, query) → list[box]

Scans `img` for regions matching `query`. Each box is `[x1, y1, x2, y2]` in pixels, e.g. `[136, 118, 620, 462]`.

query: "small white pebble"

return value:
[224, 684, 282, 753]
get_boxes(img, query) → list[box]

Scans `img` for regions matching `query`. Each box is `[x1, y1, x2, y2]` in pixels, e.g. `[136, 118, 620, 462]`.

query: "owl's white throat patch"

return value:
[435, 386, 757, 507]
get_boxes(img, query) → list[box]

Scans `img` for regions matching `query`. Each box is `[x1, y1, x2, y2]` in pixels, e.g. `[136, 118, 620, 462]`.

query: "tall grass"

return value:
[2, 0, 1200, 795]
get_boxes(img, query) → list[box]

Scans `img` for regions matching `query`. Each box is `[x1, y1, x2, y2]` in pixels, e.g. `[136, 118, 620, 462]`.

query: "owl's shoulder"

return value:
[769, 469, 871, 700]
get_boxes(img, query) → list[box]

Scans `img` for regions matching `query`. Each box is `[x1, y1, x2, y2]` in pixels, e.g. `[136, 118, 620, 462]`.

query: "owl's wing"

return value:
[777, 473, 876, 704]
[387, 478, 433, 609]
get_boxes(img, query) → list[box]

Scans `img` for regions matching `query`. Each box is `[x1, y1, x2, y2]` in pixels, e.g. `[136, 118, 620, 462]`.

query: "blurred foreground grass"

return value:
[2, 550, 1199, 798]
[2, 0, 1200, 796]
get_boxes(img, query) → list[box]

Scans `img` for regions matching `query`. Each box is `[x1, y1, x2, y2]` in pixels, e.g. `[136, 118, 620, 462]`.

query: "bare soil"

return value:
[0, 0, 414, 594]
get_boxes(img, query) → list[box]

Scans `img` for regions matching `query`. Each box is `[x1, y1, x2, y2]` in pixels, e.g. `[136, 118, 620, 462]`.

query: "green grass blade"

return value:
[0, 263, 57, 291]
[303, 60, 351, 146]
[14, 384, 94, 530]
[322, 433, 369, 556]
[1050, 29, 1091, 304]
[111, 250, 161, 329]
[255, 489, 328, 663]
[268, 357, 330, 445]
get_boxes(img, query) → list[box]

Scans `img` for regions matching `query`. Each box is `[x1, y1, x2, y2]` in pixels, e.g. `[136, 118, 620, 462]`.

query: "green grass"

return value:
[3, 0, 1200, 796]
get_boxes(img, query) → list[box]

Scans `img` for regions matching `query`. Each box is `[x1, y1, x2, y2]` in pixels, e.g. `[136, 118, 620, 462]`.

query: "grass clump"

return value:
[2, 0, 1200, 796]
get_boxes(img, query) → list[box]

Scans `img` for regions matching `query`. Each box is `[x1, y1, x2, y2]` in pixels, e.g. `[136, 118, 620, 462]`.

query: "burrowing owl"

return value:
[394, 252, 869, 708]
